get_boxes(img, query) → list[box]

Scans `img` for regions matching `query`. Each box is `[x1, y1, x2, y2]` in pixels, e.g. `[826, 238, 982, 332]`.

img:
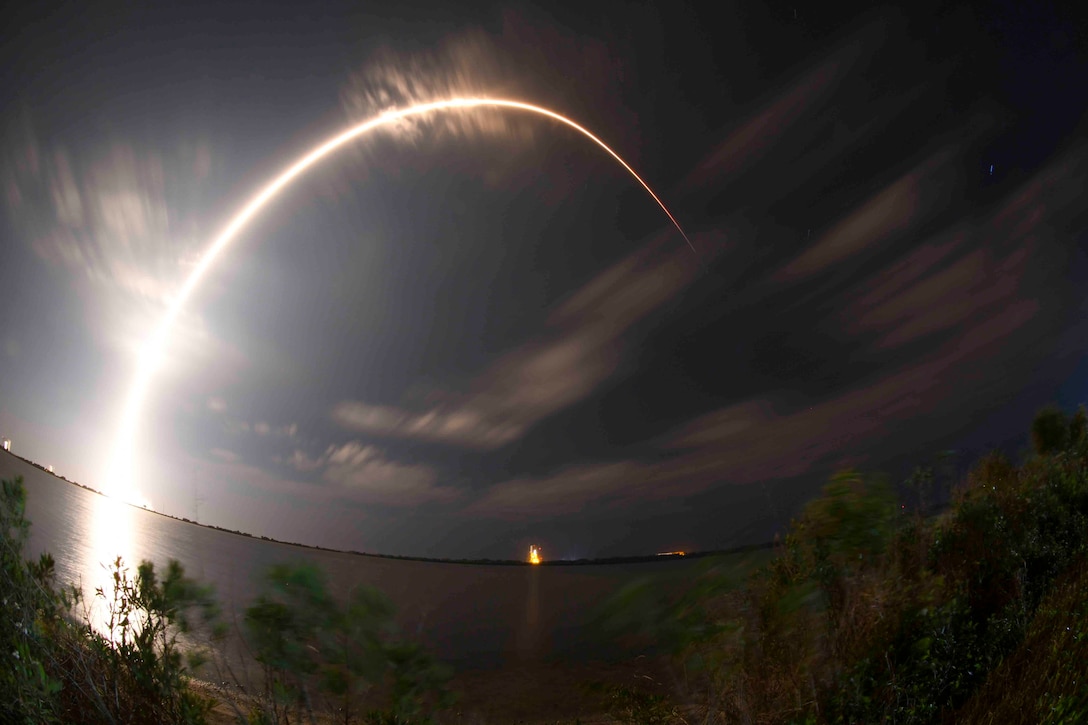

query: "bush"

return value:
[243, 562, 452, 724]
[1, 476, 64, 723]
[1032, 405, 1071, 455]
[1, 476, 221, 724]
[2, 474, 453, 724]
[601, 406, 1088, 724]
[956, 554, 1088, 724]
[50, 557, 222, 724]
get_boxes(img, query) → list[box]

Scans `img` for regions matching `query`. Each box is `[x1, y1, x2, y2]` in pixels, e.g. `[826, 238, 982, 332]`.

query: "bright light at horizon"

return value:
[102, 483, 153, 511]
[106, 97, 693, 502]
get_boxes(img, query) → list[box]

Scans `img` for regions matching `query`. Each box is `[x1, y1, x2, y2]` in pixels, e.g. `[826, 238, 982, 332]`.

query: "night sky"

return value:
[2, 0, 1086, 559]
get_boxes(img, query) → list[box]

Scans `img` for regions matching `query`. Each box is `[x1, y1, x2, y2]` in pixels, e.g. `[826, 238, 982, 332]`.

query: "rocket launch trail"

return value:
[108, 97, 693, 499]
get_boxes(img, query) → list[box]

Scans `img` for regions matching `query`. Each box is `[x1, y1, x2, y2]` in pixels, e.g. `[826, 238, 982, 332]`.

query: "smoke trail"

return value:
[107, 98, 693, 500]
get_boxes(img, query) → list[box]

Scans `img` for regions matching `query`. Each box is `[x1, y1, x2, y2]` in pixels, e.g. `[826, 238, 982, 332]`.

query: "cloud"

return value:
[774, 149, 958, 282]
[188, 440, 454, 523]
[852, 246, 1020, 348]
[844, 145, 1088, 350]
[333, 229, 723, 449]
[332, 400, 522, 450]
[224, 416, 296, 439]
[286, 449, 323, 473]
[469, 300, 1040, 520]
[2, 117, 248, 390]
[209, 448, 240, 463]
[677, 59, 848, 194]
[341, 18, 632, 138]
[341, 31, 536, 149]
[278, 440, 454, 506]
[8, 140, 191, 306]
[466, 143, 1088, 521]
[320, 442, 456, 506]
[336, 13, 642, 200]
[465, 462, 645, 518]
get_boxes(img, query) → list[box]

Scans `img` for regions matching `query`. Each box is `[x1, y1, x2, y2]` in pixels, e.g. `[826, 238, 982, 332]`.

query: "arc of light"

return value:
[107, 97, 694, 497]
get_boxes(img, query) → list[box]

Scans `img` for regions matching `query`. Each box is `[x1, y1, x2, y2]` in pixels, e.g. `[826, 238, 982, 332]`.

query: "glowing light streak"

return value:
[107, 98, 693, 496]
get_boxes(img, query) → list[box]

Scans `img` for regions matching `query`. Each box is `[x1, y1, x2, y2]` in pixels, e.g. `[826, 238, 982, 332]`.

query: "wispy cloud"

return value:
[209, 448, 240, 463]
[340, 17, 633, 146]
[284, 441, 454, 506]
[774, 149, 958, 282]
[336, 13, 644, 203]
[218, 412, 296, 439]
[1, 116, 245, 390]
[467, 141, 1087, 521]
[465, 462, 645, 518]
[334, 229, 723, 449]
[6, 136, 196, 306]
[467, 319, 1035, 520]
[676, 59, 848, 194]
[844, 145, 1087, 351]
[286, 449, 324, 473]
[322, 441, 457, 506]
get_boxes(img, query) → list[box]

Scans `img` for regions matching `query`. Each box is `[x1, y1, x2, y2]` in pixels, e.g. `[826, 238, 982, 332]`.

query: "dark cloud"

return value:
[332, 228, 723, 449]
[462, 112, 1087, 524]
[3, 0, 1087, 558]
[773, 149, 959, 282]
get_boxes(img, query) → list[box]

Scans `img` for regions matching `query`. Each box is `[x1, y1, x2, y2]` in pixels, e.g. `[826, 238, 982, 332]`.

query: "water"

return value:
[4, 451, 706, 671]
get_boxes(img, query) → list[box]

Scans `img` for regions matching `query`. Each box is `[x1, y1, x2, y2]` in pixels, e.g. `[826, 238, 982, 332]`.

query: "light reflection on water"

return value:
[11, 453, 703, 670]
[81, 493, 135, 638]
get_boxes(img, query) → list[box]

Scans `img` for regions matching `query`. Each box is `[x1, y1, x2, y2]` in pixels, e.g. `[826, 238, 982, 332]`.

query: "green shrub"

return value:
[600, 408, 1088, 724]
[1032, 405, 1070, 455]
[1, 476, 64, 723]
[957, 554, 1088, 724]
[244, 562, 452, 724]
[2, 473, 453, 724]
[50, 556, 221, 724]
[1, 476, 220, 724]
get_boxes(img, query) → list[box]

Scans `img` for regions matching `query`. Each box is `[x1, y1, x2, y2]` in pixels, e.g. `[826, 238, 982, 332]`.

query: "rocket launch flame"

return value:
[107, 98, 693, 498]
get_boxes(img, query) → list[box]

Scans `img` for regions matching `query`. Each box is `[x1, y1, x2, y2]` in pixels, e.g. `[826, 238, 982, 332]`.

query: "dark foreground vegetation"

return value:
[1, 475, 452, 724]
[4, 404, 1088, 723]
[603, 404, 1088, 723]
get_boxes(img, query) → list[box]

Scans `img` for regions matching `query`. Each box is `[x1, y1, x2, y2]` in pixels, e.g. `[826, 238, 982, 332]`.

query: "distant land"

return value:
[0, 447, 772, 566]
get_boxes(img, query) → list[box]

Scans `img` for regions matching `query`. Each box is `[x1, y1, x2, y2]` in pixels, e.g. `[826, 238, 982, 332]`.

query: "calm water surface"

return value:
[5, 452, 706, 671]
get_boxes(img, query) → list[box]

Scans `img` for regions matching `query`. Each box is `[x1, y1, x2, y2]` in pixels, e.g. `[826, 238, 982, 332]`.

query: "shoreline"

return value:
[1, 448, 772, 566]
